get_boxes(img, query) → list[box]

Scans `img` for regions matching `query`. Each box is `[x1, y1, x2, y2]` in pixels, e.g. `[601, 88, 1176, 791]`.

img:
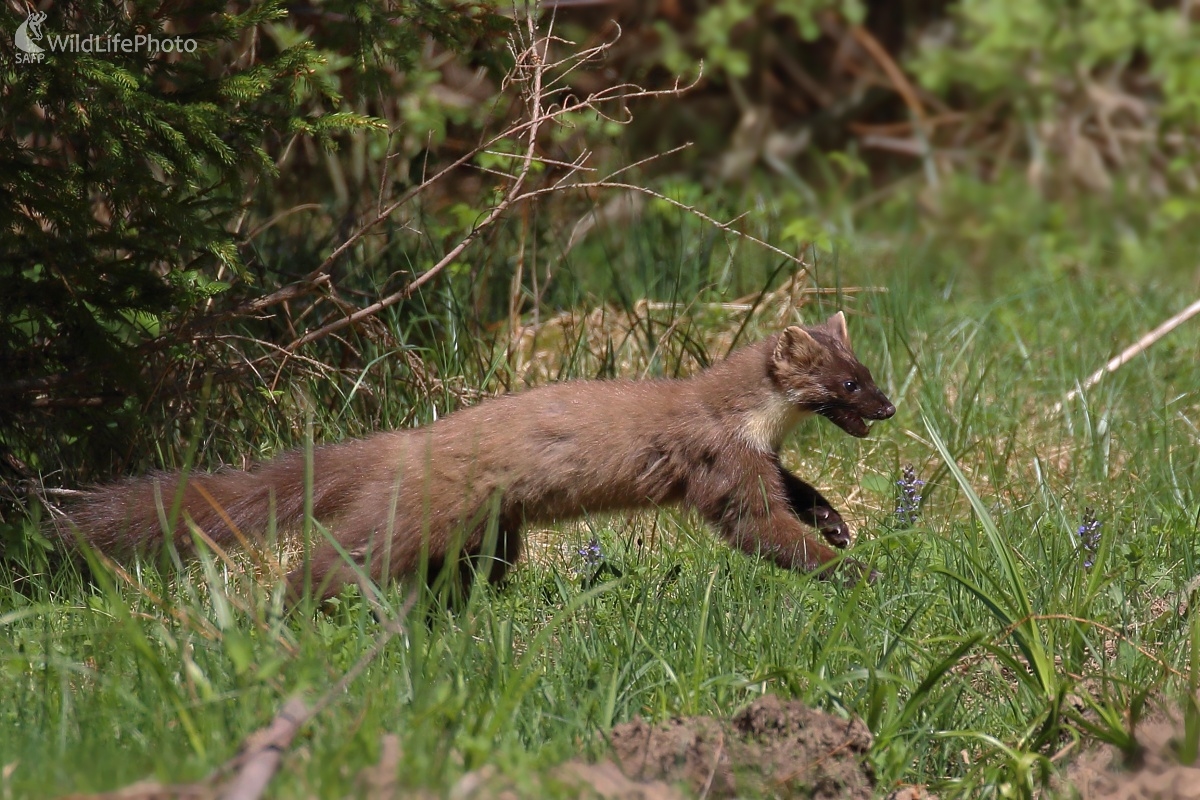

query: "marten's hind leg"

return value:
[283, 514, 524, 605]
[480, 517, 524, 584]
[284, 525, 422, 603]
[284, 543, 381, 603]
[454, 515, 523, 597]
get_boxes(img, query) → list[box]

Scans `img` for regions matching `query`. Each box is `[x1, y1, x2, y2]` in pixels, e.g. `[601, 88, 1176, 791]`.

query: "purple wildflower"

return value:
[579, 536, 603, 567]
[1077, 508, 1102, 569]
[895, 464, 925, 527]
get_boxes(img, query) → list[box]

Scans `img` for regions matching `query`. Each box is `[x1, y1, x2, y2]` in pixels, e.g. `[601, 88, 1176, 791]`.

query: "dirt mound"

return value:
[607, 694, 875, 799]
[1067, 716, 1200, 799]
[59, 698, 880, 800]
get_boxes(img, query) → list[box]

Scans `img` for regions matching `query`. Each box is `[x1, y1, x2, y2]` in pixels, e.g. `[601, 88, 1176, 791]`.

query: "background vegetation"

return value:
[2, 0, 1198, 797]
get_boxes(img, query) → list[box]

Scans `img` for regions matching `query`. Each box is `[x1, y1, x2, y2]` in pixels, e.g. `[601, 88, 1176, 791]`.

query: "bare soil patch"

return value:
[1066, 715, 1200, 800]
[57, 697, 878, 800]
[606, 694, 875, 799]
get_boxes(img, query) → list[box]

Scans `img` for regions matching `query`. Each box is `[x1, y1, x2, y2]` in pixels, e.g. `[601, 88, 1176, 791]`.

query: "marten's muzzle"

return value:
[822, 393, 895, 438]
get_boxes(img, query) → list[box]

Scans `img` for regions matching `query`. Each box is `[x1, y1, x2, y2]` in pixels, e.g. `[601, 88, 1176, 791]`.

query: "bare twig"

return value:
[848, 25, 927, 124]
[1054, 296, 1200, 414]
[218, 695, 311, 800]
[268, 25, 714, 358]
[518, 179, 806, 267]
[275, 13, 552, 356]
[275, 26, 694, 323]
[218, 589, 417, 800]
[0, 22, 705, 411]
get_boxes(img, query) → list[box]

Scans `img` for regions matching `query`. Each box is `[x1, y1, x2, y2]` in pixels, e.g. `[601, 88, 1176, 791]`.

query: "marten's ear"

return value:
[773, 325, 825, 371]
[825, 311, 850, 346]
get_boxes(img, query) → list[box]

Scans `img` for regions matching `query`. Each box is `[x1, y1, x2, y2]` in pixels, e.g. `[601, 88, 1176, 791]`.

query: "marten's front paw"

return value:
[812, 507, 852, 549]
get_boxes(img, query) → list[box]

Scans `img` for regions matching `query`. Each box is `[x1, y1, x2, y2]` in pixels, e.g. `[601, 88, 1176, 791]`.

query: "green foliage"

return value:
[2, 199, 1199, 795]
[4, 1, 328, 386]
[913, 0, 1197, 120]
[654, 0, 864, 81]
[911, 0, 1200, 203]
[0, 0, 508, 482]
[4, 8, 1200, 794]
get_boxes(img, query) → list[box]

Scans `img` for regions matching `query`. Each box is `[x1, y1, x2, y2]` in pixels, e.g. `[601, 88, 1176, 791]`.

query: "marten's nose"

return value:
[879, 402, 896, 419]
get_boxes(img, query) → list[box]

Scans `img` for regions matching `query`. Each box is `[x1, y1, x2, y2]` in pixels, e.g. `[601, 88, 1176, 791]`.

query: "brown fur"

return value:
[60, 313, 895, 599]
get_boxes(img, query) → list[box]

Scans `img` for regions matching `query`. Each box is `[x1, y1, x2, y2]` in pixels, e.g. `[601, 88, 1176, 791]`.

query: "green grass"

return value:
[2, 189, 1199, 798]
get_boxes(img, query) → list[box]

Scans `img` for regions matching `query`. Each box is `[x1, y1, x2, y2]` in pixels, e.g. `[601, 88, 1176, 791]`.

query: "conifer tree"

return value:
[0, 1, 507, 490]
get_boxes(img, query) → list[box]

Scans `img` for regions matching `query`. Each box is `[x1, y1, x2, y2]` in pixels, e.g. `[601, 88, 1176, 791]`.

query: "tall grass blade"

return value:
[923, 413, 1056, 699]
[895, 632, 984, 731]
[481, 579, 622, 741]
[1181, 608, 1200, 764]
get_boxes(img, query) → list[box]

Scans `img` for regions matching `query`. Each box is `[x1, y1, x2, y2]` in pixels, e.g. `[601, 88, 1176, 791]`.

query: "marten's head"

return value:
[768, 312, 896, 438]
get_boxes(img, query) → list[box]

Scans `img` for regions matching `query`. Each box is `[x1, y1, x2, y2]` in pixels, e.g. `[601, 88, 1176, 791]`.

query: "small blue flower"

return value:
[578, 536, 603, 567]
[895, 464, 925, 527]
[1076, 508, 1102, 568]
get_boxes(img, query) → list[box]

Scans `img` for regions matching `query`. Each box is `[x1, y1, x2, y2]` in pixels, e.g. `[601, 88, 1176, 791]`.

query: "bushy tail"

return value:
[59, 443, 364, 557]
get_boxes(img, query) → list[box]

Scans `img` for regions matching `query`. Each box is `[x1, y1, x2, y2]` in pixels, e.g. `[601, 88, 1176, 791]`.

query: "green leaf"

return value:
[223, 630, 256, 677]
[861, 473, 895, 496]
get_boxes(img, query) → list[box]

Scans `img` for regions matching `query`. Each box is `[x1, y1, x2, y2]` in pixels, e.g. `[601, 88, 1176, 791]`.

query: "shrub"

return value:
[0, 1, 508, 486]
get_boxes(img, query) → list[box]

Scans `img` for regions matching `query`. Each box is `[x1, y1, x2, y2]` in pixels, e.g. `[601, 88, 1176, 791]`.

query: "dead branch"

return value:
[263, 23, 713, 360]
[0, 20, 702, 412]
[848, 24, 927, 125]
[218, 695, 310, 800]
[1054, 296, 1200, 414]
[216, 589, 416, 800]
[517, 179, 805, 267]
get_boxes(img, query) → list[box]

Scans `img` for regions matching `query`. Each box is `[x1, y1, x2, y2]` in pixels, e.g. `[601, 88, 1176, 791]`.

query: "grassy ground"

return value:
[2, 188, 1199, 798]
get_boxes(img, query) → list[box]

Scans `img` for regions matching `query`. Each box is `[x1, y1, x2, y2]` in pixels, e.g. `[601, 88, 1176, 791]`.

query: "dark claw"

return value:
[822, 523, 852, 549]
[812, 506, 852, 548]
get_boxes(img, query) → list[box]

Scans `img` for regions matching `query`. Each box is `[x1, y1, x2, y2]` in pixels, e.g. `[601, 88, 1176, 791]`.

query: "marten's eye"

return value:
[843, 380, 859, 393]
